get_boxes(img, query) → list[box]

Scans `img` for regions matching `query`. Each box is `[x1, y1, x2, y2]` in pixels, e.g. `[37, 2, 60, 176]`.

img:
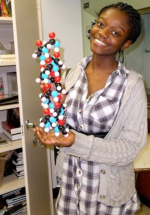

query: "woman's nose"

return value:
[98, 28, 109, 38]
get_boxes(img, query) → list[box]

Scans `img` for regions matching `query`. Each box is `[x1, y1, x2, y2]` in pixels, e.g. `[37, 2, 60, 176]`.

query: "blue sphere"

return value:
[42, 47, 48, 53]
[54, 41, 60, 48]
[45, 122, 50, 128]
[53, 65, 59, 72]
[44, 98, 49, 104]
[42, 73, 48, 79]
[49, 102, 55, 109]
[54, 126, 60, 132]
[51, 91, 58, 98]
[50, 117, 56, 123]
[40, 55, 46, 61]
[60, 108, 64, 115]
[51, 60, 55, 66]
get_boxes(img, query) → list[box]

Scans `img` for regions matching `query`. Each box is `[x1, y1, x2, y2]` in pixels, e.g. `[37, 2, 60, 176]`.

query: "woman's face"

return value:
[90, 8, 132, 57]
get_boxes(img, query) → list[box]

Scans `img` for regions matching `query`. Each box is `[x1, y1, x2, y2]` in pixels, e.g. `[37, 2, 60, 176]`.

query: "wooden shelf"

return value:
[0, 17, 12, 23]
[0, 133, 22, 153]
[0, 103, 19, 111]
[0, 62, 16, 66]
[0, 173, 25, 195]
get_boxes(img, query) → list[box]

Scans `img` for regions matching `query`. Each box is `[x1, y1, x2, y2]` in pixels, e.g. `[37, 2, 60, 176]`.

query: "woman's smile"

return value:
[94, 38, 108, 46]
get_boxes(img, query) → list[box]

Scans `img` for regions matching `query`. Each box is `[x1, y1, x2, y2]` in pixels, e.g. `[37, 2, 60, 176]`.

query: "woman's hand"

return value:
[33, 127, 75, 147]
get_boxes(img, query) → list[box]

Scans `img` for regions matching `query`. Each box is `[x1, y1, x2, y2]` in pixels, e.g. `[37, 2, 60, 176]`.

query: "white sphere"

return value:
[39, 93, 42, 98]
[66, 127, 69, 132]
[32, 53, 37, 58]
[54, 97, 59, 102]
[55, 132, 60, 137]
[63, 103, 67, 108]
[43, 103, 48, 108]
[44, 127, 49, 133]
[50, 108, 54, 113]
[55, 72, 59, 77]
[45, 70, 50, 75]
[53, 112, 58, 117]
[58, 115, 64, 120]
[41, 97, 46, 102]
[40, 67, 45, 72]
[43, 79, 49, 84]
[43, 40, 47, 45]
[62, 64, 66, 69]
[36, 78, 41, 83]
[62, 89, 66, 94]
[40, 122, 45, 128]
[40, 60, 45, 65]
[58, 60, 63, 66]
[54, 47, 59, 52]
[47, 44, 52, 49]
[57, 86, 62, 91]
[52, 122, 57, 127]
[45, 53, 49, 58]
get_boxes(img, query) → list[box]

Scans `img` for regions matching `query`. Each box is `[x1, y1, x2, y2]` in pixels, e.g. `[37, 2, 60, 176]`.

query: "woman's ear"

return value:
[121, 40, 132, 50]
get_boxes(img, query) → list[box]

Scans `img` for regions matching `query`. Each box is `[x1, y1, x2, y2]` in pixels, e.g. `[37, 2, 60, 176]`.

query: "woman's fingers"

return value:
[33, 127, 75, 147]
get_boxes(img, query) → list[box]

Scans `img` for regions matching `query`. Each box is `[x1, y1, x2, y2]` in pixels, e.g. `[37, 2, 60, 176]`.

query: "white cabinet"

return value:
[0, 1, 54, 215]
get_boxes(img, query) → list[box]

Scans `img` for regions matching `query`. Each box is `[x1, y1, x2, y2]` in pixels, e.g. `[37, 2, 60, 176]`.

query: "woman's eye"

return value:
[112, 31, 119, 36]
[96, 21, 104, 27]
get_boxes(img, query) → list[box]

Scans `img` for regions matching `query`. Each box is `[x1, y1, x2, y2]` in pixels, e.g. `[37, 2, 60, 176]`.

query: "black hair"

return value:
[97, 2, 141, 44]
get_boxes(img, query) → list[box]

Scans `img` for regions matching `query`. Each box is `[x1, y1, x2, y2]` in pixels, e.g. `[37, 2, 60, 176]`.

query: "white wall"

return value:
[41, 0, 83, 68]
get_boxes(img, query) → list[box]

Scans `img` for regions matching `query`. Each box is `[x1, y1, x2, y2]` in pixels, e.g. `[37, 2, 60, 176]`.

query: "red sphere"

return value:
[50, 71, 55, 77]
[54, 52, 60, 58]
[57, 94, 62, 101]
[45, 58, 52, 64]
[55, 76, 61, 83]
[54, 102, 61, 108]
[36, 40, 42, 46]
[39, 65, 46, 70]
[49, 112, 53, 117]
[43, 108, 50, 115]
[43, 89, 46, 94]
[49, 32, 56, 39]
[43, 83, 51, 90]
[58, 119, 65, 125]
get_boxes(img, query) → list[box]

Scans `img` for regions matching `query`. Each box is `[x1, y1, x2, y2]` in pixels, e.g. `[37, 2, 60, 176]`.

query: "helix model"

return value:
[32, 32, 69, 137]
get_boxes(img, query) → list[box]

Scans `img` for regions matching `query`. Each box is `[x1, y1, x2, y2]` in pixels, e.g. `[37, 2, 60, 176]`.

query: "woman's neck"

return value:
[89, 54, 118, 75]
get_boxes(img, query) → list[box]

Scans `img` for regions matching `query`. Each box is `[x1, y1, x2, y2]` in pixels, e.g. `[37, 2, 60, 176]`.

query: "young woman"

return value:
[34, 2, 147, 214]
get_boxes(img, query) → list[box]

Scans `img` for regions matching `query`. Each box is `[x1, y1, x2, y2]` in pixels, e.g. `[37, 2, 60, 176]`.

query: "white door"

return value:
[11, 0, 54, 214]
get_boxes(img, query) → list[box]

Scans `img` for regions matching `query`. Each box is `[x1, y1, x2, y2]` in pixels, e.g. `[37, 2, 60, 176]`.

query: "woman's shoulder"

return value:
[127, 69, 144, 86]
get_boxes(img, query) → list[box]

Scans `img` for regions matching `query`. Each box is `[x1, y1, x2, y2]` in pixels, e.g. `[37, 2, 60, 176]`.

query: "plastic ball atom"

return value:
[32, 32, 69, 137]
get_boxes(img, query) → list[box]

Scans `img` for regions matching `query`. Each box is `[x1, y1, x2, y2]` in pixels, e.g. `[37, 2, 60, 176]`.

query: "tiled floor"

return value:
[136, 204, 150, 215]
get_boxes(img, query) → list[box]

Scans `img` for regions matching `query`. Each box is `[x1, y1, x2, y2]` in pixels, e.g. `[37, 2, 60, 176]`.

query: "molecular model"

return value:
[32, 32, 69, 137]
